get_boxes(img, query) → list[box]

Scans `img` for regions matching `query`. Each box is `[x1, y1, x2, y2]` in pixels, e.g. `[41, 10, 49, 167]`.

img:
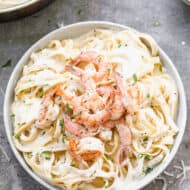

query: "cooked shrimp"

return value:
[65, 65, 96, 90]
[36, 87, 60, 127]
[110, 92, 125, 120]
[62, 114, 85, 137]
[70, 51, 111, 83]
[68, 139, 82, 164]
[116, 122, 132, 164]
[71, 51, 99, 67]
[76, 108, 111, 127]
[81, 92, 105, 112]
[69, 137, 104, 166]
[115, 72, 139, 114]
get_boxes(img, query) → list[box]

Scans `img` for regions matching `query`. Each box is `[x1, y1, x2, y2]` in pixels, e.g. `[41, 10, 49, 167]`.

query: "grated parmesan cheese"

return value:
[164, 170, 174, 177]
[0, 145, 10, 162]
[156, 176, 167, 190]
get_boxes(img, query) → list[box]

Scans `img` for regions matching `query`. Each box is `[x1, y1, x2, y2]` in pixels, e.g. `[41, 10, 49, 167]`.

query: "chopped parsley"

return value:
[27, 154, 32, 159]
[59, 119, 64, 127]
[159, 64, 163, 72]
[71, 111, 82, 119]
[1, 59, 12, 68]
[62, 133, 67, 143]
[14, 134, 20, 140]
[105, 155, 111, 160]
[132, 73, 138, 83]
[138, 153, 151, 160]
[146, 93, 150, 98]
[45, 157, 51, 160]
[42, 150, 52, 154]
[70, 163, 76, 167]
[90, 170, 96, 177]
[143, 137, 148, 142]
[51, 174, 56, 178]
[39, 88, 44, 98]
[144, 167, 153, 175]
[65, 103, 73, 116]
[10, 114, 15, 117]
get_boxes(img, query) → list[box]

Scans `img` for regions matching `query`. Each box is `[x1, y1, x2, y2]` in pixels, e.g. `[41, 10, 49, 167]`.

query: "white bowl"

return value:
[0, 0, 52, 21]
[3, 21, 187, 190]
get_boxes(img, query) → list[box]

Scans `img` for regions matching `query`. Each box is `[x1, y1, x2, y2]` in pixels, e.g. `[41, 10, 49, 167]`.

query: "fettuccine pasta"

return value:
[11, 28, 178, 190]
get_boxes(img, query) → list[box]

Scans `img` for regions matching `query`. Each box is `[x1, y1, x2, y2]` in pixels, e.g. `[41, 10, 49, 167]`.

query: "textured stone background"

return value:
[0, 0, 190, 189]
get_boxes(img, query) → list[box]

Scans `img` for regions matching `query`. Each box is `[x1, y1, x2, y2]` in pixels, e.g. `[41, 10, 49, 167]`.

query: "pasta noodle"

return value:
[11, 28, 178, 190]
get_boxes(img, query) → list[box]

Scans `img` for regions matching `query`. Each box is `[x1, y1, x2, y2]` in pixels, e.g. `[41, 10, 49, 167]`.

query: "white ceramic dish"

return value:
[4, 21, 187, 190]
[0, 0, 52, 21]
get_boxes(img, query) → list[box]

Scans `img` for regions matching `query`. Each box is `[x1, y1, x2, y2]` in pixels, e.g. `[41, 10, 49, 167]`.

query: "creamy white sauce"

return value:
[107, 46, 149, 79]
[12, 98, 41, 124]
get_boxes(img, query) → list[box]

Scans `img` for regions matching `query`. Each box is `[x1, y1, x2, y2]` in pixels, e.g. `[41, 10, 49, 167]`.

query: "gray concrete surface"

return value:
[0, 0, 190, 189]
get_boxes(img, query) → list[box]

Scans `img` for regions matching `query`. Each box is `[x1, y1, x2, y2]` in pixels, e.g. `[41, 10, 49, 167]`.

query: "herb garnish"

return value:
[65, 103, 73, 116]
[90, 170, 96, 177]
[138, 153, 151, 160]
[70, 163, 76, 167]
[146, 93, 150, 98]
[1, 59, 12, 68]
[132, 73, 138, 83]
[143, 137, 148, 142]
[144, 167, 153, 175]
[62, 133, 67, 143]
[42, 150, 52, 154]
[105, 155, 111, 160]
[71, 111, 82, 119]
[159, 64, 163, 72]
[14, 134, 20, 140]
[45, 157, 51, 160]
[59, 119, 64, 127]
[39, 87, 44, 98]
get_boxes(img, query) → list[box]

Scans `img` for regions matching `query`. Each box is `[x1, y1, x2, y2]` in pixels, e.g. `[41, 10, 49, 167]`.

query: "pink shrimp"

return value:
[75, 108, 111, 127]
[36, 87, 61, 126]
[62, 114, 85, 137]
[109, 91, 125, 120]
[97, 86, 125, 120]
[65, 65, 96, 90]
[68, 138, 103, 166]
[68, 139, 82, 165]
[116, 122, 132, 164]
[71, 51, 110, 83]
[71, 51, 99, 67]
[115, 72, 139, 114]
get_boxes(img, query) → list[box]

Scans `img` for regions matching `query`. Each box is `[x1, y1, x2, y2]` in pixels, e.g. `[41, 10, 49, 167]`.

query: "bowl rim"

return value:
[0, 0, 44, 14]
[3, 21, 187, 190]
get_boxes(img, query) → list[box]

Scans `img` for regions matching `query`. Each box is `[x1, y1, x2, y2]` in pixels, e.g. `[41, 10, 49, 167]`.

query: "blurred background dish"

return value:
[0, 0, 53, 22]
[182, 0, 190, 5]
